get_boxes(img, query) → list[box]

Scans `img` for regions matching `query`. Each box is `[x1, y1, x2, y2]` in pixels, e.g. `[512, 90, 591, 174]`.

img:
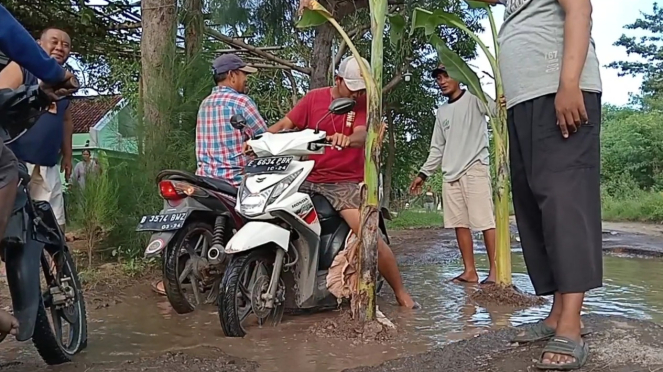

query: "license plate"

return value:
[245, 156, 292, 174]
[136, 212, 188, 231]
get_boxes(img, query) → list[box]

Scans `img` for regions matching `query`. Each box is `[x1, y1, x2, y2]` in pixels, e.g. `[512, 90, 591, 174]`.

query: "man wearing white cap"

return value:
[264, 56, 418, 309]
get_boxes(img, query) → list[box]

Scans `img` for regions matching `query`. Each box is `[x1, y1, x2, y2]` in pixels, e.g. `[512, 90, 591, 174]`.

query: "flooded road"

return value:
[1, 225, 663, 371]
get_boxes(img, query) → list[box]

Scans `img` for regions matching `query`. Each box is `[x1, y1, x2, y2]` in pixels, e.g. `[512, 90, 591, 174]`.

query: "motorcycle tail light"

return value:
[159, 180, 197, 200]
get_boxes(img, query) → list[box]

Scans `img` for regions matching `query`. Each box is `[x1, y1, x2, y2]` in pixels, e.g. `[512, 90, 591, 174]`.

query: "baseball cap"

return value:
[338, 56, 370, 92]
[212, 54, 257, 75]
[431, 64, 447, 78]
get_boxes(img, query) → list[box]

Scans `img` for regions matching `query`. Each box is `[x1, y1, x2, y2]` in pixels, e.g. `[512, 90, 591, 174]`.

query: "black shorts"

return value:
[508, 91, 603, 296]
[0, 141, 18, 189]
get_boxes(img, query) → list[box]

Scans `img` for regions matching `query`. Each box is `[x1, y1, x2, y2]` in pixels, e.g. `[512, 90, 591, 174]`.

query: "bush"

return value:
[387, 210, 443, 230]
[67, 162, 119, 266]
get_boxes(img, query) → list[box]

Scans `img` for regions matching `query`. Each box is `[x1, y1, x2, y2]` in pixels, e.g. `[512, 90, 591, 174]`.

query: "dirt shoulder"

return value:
[344, 314, 663, 372]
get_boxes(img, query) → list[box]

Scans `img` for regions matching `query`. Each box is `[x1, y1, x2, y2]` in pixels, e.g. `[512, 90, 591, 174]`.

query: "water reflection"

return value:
[398, 252, 663, 347]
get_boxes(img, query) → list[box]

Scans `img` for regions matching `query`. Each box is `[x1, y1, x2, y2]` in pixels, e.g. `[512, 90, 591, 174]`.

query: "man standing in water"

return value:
[410, 65, 498, 285]
[476, 0, 602, 369]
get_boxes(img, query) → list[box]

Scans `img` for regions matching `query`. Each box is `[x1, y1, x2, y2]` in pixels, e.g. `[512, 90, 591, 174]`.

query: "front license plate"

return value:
[136, 212, 188, 231]
[245, 156, 293, 174]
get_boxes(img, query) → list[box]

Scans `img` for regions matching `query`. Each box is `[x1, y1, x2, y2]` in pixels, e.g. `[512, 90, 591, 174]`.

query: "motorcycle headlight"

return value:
[268, 169, 303, 205]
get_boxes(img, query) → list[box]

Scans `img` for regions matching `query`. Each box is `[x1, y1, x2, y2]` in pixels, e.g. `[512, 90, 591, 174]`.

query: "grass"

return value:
[387, 209, 444, 230]
[602, 190, 663, 223]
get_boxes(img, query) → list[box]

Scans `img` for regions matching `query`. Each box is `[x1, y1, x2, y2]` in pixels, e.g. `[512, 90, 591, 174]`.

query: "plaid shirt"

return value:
[195, 86, 267, 186]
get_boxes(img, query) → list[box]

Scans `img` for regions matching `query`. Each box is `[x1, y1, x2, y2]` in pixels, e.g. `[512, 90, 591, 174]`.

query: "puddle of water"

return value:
[398, 252, 663, 347]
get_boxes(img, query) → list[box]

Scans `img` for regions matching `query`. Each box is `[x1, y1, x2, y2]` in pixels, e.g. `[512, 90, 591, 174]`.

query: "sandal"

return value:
[535, 336, 589, 370]
[151, 280, 166, 296]
[449, 275, 478, 284]
[511, 320, 592, 343]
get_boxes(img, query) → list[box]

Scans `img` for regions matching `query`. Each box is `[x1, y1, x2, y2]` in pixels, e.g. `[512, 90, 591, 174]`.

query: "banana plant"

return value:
[407, 1, 512, 285]
[296, 0, 388, 321]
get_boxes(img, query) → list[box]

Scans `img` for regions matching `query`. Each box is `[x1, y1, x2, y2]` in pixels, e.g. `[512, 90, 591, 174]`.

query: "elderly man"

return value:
[0, 27, 74, 233]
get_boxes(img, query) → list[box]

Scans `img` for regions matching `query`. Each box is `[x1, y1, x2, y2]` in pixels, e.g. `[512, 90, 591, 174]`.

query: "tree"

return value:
[404, 2, 512, 286]
[608, 3, 663, 100]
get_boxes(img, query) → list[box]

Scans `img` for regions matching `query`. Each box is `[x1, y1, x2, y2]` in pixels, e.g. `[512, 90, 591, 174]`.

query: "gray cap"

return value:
[338, 56, 370, 91]
[212, 54, 258, 75]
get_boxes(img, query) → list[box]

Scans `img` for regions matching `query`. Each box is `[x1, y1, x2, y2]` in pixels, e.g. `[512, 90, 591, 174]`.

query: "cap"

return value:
[212, 54, 257, 75]
[338, 56, 370, 92]
[431, 64, 447, 78]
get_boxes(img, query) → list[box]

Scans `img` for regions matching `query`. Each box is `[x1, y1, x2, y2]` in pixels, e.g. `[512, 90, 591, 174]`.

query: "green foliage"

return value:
[387, 210, 443, 230]
[67, 162, 119, 266]
[608, 2, 663, 99]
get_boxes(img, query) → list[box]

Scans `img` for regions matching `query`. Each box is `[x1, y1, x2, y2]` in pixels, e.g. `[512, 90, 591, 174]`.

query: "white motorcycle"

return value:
[217, 98, 388, 337]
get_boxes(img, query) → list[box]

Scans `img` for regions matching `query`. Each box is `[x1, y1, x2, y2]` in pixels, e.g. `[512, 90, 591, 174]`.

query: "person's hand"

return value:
[40, 71, 79, 101]
[327, 133, 351, 148]
[61, 156, 73, 180]
[409, 176, 425, 195]
[554, 83, 588, 138]
[498, 95, 506, 108]
[242, 141, 254, 156]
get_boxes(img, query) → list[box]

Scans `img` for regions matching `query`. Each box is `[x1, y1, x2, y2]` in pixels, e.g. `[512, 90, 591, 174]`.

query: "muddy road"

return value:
[1, 222, 662, 371]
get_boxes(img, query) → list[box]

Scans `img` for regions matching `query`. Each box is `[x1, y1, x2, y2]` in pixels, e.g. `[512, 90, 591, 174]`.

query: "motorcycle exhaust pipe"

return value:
[207, 245, 223, 264]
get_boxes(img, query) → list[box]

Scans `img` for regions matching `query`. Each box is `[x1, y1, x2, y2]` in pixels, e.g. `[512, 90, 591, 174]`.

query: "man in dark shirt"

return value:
[0, 5, 77, 338]
[0, 27, 74, 231]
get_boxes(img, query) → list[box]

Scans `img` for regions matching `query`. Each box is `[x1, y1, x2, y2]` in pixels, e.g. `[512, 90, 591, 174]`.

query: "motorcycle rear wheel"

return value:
[163, 221, 216, 314]
[32, 248, 88, 365]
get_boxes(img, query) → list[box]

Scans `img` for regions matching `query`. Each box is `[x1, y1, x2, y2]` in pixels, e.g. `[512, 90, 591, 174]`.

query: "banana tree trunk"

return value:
[353, 0, 387, 322]
[488, 10, 512, 286]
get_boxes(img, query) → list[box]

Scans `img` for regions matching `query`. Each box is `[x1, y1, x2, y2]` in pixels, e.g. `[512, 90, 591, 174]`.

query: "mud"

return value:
[308, 310, 399, 344]
[1, 222, 663, 371]
[469, 284, 547, 308]
[345, 315, 663, 372]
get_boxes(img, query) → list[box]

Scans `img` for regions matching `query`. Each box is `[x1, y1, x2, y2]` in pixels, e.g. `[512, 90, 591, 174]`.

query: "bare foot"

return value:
[395, 291, 419, 309]
[0, 310, 18, 336]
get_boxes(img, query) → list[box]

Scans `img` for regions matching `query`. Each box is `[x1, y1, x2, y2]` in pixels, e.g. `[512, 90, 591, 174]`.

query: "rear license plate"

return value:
[136, 212, 188, 231]
[245, 156, 293, 174]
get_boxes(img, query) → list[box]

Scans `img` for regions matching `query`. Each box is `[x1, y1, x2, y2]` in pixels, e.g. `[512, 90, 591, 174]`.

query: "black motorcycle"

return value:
[0, 85, 88, 364]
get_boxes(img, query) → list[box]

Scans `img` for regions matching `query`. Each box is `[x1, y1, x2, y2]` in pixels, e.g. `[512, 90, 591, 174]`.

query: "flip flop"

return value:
[511, 320, 593, 343]
[535, 336, 589, 370]
[151, 280, 166, 296]
[449, 275, 478, 284]
[480, 278, 495, 285]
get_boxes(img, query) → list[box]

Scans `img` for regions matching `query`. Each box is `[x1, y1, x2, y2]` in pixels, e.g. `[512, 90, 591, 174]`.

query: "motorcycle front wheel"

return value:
[218, 248, 283, 337]
[33, 248, 88, 365]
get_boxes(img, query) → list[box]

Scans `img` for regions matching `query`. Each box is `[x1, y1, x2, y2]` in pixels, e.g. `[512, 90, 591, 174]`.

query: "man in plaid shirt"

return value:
[154, 54, 267, 297]
[195, 54, 268, 186]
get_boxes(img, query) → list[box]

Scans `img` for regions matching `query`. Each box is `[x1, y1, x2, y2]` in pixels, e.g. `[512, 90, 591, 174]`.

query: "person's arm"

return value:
[346, 95, 368, 148]
[269, 93, 310, 133]
[0, 62, 23, 90]
[241, 97, 268, 137]
[418, 113, 446, 180]
[0, 5, 66, 85]
[557, 0, 592, 91]
[476, 94, 499, 117]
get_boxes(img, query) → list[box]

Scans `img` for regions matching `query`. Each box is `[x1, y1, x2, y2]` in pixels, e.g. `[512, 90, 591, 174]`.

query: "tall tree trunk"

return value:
[141, 0, 177, 168]
[183, 0, 203, 59]
[382, 107, 395, 209]
[310, 22, 335, 89]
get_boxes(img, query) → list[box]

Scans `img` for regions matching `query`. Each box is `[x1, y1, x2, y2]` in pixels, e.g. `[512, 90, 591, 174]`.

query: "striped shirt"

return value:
[195, 86, 267, 186]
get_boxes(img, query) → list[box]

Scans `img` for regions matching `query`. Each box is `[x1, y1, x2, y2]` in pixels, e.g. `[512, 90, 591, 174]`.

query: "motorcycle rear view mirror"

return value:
[230, 114, 247, 130]
[328, 98, 356, 115]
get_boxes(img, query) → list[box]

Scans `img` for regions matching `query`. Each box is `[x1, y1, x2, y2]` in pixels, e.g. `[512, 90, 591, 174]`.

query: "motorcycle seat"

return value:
[311, 194, 338, 220]
[198, 176, 238, 196]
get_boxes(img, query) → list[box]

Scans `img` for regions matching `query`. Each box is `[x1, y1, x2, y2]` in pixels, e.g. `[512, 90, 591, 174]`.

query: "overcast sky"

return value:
[473, 0, 654, 106]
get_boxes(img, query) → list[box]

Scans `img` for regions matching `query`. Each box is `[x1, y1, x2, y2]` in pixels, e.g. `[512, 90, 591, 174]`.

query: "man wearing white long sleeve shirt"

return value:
[410, 64, 498, 285]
